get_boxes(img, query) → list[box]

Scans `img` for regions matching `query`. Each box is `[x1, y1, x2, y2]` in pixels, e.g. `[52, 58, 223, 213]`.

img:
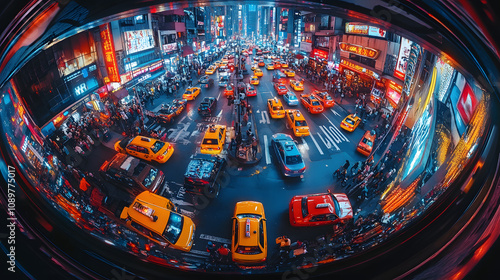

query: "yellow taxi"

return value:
[250, 76, 260, 85]
[205, 66, 216, 75]
[266, 63, 275, 70]
[200, 124, 226, 154]
[254, 68, 263, 77]
[251, 64, 259, 71]
[182, 87, 201, 100]
[281, 61, 289, 68]
[231, 201, 267, 265]
[120, 191, 195, 252]
[282, 69, 295, 77]
[267, 97, 285, 119]
[214, 61, 221, 68]
[357, 130, 376, 156]
[290, 79, 304, 91]
[114, 136, 174, 164]
[340, 114, 362, 132]
[285, 109, 310, 137]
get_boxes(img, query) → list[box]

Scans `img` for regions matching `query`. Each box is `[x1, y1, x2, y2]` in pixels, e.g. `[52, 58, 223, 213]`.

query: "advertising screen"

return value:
[100, 23, 120, 82]
[124, 29, 155, 55]
[394, 37, 413, 80]
[345, 22, 386, 38]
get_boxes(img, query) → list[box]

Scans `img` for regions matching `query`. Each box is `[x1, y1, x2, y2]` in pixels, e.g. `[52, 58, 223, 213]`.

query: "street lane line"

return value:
[264, 135, 271, 164]
[178, 116, 187, 124]
[217, 109, 223, 117]
[327, 126, 342, 144]
[330, 108, 341, 117]
[260, 110, 270, 124]
[301, 138, 310, 150]
[170, 198, 194, 207]
[317, 133, 332, 149]
[183, 250, 210, 257]
[199, 234, 231, 244]
[323, 115, 349, 142]
[173, 122, 190, 142]
[320, 126, 340, 151]
[217, 92, 221, 100]
[309, 134, 324, 155]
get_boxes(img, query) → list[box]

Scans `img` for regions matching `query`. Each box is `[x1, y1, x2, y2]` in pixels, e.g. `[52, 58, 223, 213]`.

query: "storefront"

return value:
[339, 59, 377, 95]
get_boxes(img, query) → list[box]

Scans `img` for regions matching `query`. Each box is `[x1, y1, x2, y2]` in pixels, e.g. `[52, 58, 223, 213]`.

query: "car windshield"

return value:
[142, 168, 158, 188]
[236, 214, 261, 219]
[132, 162, 147, 176]
[120, 137, 132, 149]
[162, 212, 184, 244]
[150, 141, 165, 153]
[363, 138, 373, 147]
[295, 120, 307, 127]
[273, 106, 284, 111]
[312, 101, 321, 106]
[345, 118, 355, 125]
[202, 138, 218, 145]
[301, 197, 308, 218]
[330, 194, 342, 217]
[286, 155, 303, 165]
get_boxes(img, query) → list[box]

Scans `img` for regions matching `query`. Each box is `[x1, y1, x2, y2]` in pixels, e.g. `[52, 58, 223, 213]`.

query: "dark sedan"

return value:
[99, 153, 164, 197]
[198, 97, 217, 117]
[199, 75, 214, 88]
[270, 133, 306, 177]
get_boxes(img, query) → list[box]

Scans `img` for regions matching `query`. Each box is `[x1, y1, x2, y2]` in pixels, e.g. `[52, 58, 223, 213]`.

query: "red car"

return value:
[224, 84, 235, 97]
[313, 91, 335, 108]
[289, 190, 353, 227]
[246, 84, 257, 97]
[300, 93, 325, 114]
[274, 82, 288, 95]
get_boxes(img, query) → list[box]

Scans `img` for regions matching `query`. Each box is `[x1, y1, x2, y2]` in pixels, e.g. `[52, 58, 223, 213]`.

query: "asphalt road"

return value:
[82, 52, 382, 263]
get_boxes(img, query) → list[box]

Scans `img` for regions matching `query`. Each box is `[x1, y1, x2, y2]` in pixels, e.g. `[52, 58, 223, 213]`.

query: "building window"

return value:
[349, 53, 376, 68]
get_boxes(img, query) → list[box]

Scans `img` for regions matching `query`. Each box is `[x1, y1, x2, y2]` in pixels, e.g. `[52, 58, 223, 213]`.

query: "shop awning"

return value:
[182, 46, 194, 57]
[110, 88, 129, 102]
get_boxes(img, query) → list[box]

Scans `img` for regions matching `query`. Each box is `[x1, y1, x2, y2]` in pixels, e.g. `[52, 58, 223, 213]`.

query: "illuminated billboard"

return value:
[339, 42, 380, 59]
[345, 22, 386, 38]
[124, 29, 155, 55]
[394, 37, 413, 80]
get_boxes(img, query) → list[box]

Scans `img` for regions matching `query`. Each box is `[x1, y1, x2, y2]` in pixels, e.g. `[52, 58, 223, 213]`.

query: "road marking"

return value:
[309, 134, 324, 155]
[182, 250, 210, 258]
[173, 123, 190, 142]
[264, 135, 271, 164]
[178, 116, 187, 124]
[180, 209, 195, 218]
[199, 234, 231, 244]
[260, 110, 270, 124]
[217, 109, 223, 117]
[323, 115, 349, 142]
[177, 186, 186, 199]
[320, 126, 340, 151]
[318, 133, 332, 149]
[301, 138, 310, 150]
[330, 109, 341, 117]
[326, 126, 341, 144]
[170, 198, 194, 207]
[217, 92, 221, 100]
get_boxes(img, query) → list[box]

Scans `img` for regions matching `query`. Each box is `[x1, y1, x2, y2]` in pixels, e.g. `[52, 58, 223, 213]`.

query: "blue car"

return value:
[283, 91, 299, 106]
[271, 133, 306, 177]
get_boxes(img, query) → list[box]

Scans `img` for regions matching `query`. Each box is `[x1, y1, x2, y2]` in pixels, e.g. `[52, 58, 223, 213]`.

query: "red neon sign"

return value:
[312, 48, 328, 60]
[457, 83, 478, 124]
[100, 23, 120, 83]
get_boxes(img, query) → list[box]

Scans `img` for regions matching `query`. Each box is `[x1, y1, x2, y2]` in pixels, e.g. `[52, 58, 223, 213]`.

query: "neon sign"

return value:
[339, 42, 380, 59]
[99, 23, 120, 82]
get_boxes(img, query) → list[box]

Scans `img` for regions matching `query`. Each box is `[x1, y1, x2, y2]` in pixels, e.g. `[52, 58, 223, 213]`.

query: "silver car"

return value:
[271, 133, 306, 177]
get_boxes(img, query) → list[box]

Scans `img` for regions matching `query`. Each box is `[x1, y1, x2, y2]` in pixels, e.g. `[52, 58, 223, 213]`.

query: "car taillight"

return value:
[157, 155, 164, 160]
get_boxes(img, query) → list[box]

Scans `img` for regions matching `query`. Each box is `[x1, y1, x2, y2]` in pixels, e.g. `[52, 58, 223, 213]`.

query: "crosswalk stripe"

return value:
[323, 115, 349, 142]
[308, 134, 324, 155]
[301, 138, 309, 150]
[320, 126, 340, 151]
[199, 234, 231, 244]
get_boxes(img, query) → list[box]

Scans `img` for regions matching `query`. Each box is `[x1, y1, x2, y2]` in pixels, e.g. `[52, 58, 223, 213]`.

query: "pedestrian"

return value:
[217, 244, 231, 263]
[340, 92, 344, 104]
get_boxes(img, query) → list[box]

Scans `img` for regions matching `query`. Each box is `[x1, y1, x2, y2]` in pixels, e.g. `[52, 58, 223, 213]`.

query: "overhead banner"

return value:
[394, 37, 413, 80]
[339, 42, 380, 59]
[99, 23, 120, 83]
[124, 29, 155, 55]
[345, 22, 386, 38]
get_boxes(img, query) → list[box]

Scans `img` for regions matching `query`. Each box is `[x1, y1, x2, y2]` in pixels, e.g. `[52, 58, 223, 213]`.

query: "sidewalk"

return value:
[226, 102, 263, 166]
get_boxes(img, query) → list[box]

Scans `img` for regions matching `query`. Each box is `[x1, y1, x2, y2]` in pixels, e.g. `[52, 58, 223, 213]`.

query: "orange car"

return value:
[357, 130, 376, 156]
[224, 84, 235, 97]
[313, 91, 335, 108]
[258, 61, 265, 67]
[289, 190, 353, 227]
[300, 93, 324, 114]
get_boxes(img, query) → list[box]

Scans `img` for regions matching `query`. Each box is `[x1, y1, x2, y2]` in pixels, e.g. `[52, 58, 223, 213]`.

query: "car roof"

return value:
[204, 124, 225, 137]
[124, 191, 176, 235]
[268, 98, 282, 105]
[109, 153, 140, 173]
[306, 194, 338, 217]
[130, 136, 157, 148]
